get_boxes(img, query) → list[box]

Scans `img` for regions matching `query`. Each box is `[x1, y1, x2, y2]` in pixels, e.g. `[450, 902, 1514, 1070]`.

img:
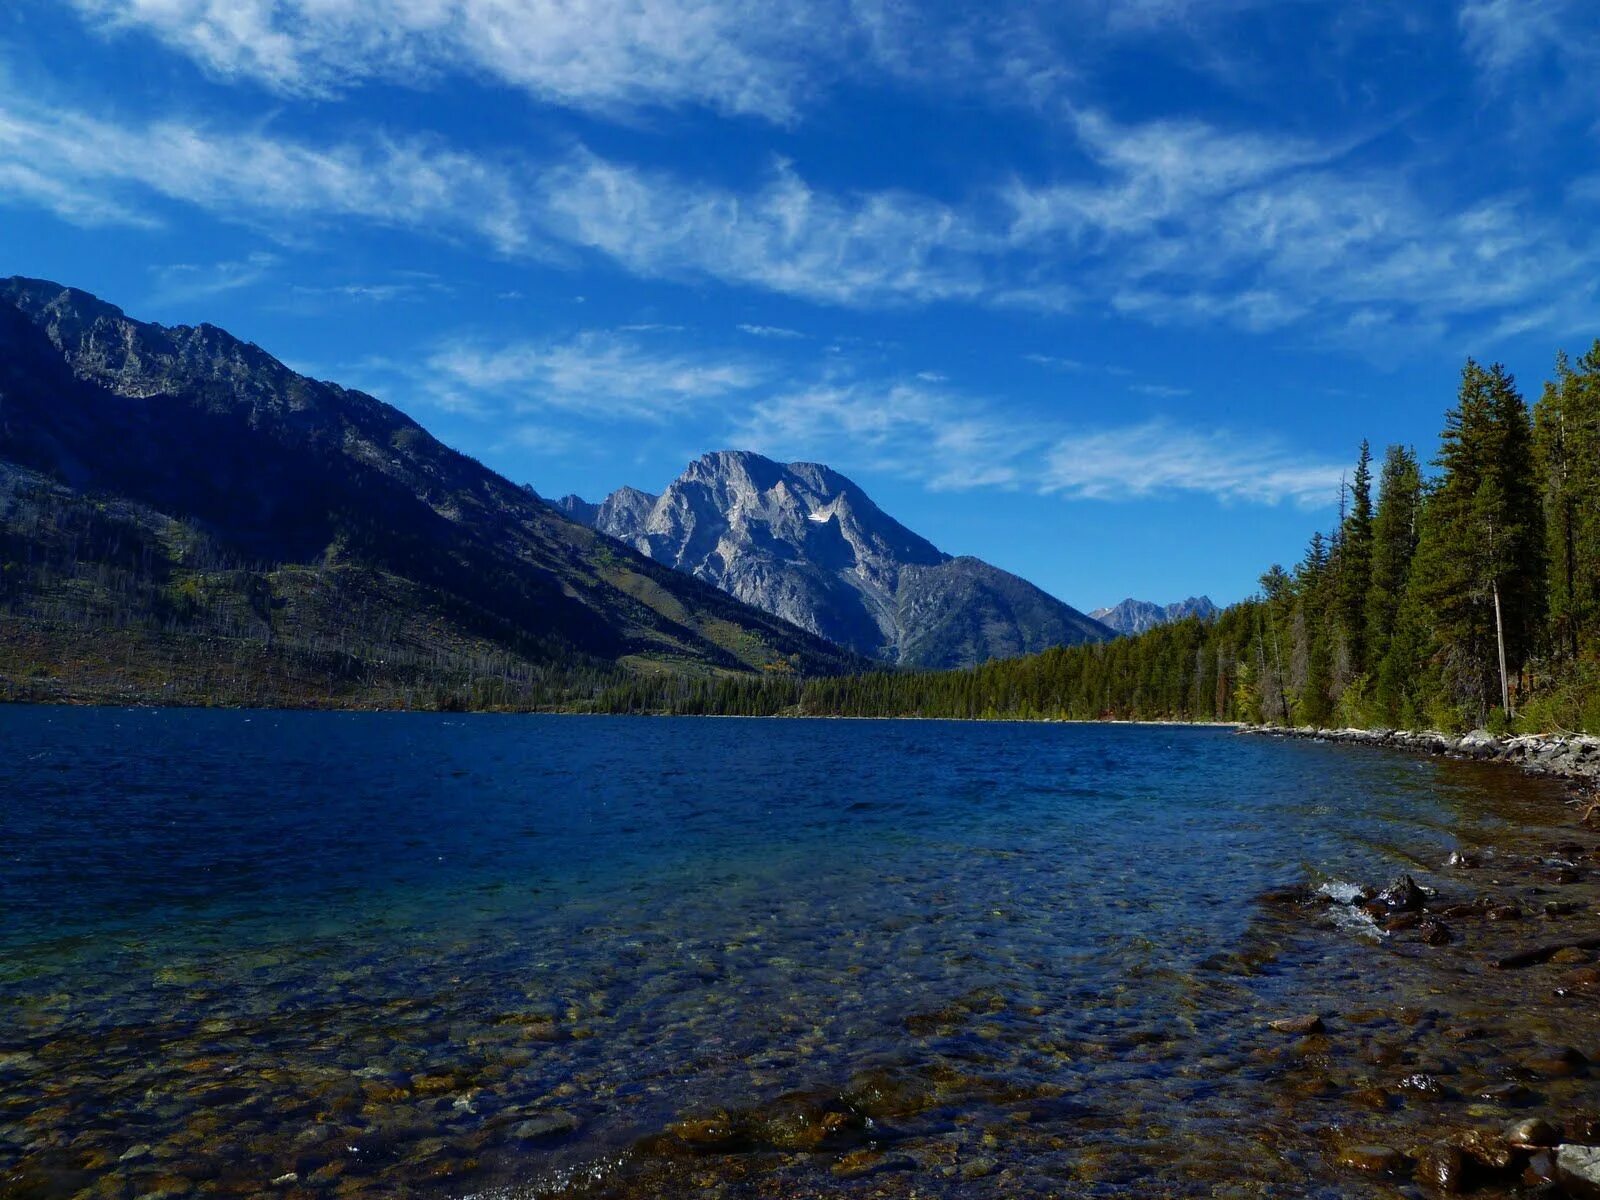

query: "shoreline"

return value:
[0, 694, 1243, 727]
[1239, 724, 1600, 786]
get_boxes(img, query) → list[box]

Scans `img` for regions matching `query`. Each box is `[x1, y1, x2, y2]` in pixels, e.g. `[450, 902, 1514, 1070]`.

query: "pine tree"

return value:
[1295, 532, 1334, 726]
[1336, 441, 1374, 679]
[1365, 445, 1422, 721]
[1258, 564, 1293, 723]
[1406, 360, 1545, 723]
[1536, 342, 1600, 660]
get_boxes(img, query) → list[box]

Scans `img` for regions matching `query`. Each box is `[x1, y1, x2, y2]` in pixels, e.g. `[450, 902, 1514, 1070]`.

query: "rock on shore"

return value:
[1240, 726, 1600, 782]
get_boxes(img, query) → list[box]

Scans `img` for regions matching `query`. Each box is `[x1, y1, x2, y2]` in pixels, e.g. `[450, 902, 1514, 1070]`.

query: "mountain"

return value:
[1090, 596, 1218, 637]
[0, 279, 862, 706]
[552, 494, 600, 525]
[560, 450, 1112, 668]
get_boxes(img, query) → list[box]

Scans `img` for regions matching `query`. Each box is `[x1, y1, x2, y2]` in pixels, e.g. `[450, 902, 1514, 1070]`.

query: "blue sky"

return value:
[3, 1, 1599, 611]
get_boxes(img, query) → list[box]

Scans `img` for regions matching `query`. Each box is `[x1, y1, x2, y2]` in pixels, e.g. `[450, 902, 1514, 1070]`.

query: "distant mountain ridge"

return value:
[1090, 596, 1218, 637]
[559, 450, 1113, 668]
[0, 277, 862, 706]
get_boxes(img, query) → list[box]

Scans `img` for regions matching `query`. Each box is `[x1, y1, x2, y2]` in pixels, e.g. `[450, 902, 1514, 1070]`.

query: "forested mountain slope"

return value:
[1090, 596, 1219, 637]
[0, 279, 860, 707]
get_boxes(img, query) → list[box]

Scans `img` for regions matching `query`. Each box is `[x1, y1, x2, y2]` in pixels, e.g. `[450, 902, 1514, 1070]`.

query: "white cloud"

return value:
[0, 98, 534, 251]
[736, 381, 1033, 491]
[1024, 353, 1088, 372]
[149, 252, 280, 305]
[539, 151, 998, 307]
[1457, 0, 1583, 78]
[737, 323, 807, 339]
[736, 379, 1342, 505]
[65, 0, 839, 121]
[1044, 421, 1345, 506]
[3, 86, 1596, 344]
[1005, 108, 1600, 343]
[423, 331, 765, 421]
[290, 277, 455, 304]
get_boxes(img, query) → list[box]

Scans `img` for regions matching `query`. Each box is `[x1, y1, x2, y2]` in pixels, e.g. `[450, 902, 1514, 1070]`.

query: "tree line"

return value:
[8, 340, 1598, 727]
[589, 342, 1600, 733]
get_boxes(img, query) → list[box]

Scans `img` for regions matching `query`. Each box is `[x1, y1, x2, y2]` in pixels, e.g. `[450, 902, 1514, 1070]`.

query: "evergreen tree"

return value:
[1336, 441, 1374, 679]
[1258, 564, 1293, 723]
[1365, 445, 1422, 721]
[1406, 360, 1544, 722]
[1295, 532, 1334, 726]
[1535, 342, 1600, 660]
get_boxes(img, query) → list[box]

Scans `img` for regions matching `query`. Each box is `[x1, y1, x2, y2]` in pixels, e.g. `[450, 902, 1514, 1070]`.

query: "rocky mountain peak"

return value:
[573, 450, 1109, 667]
[1091, 595, 1219, 637]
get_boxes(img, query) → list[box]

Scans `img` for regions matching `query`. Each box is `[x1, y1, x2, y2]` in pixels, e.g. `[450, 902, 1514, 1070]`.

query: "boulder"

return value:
[1556, 1145, 1600, 1198]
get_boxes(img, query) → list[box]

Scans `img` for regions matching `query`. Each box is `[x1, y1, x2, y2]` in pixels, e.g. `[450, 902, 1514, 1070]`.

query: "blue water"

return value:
[0, 710, 1572, 1197]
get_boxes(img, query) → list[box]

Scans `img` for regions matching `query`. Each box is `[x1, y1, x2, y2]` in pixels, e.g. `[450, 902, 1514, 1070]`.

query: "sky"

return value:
[3, 1, 1599, 612]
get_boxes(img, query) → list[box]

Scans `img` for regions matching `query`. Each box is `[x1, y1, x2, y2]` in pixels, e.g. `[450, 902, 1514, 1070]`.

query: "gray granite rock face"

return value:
[565, 451, 1113, 668]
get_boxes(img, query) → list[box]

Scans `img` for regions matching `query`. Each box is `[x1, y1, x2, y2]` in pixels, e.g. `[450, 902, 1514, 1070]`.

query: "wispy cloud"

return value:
[421, 330, 765, 421]
[737, 323, 807, 339]
[1457, 0, 1586, 78]
[148, 252, 280, 305]
[539, 151, 998, 307]
[1043, 421, 1345, 506]
[285, 272, 456, 305]
[0, 97, 535, 251]
[736, 378, 1343, 505]
[1024, 353, 1089, 372]
[64, 0, 841, 122]
[5, 83, 1597, 345]
[735, 381, 1034, 491]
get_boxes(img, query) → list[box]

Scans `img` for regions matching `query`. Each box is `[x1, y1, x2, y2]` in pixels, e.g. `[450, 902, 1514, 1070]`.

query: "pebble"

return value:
[831, 1150, 916, 1179]
[1507, 1117, 1562, 1148]
[1335, 1144, 1408, 1175]
[960, 1155, 999, 1179]
[1478, 1082, 1536, 1106]
[1419, 919, 1454, 945]
[511, 1110, 581, 1141]
[1398, 1072, 1447, 1097]
[1415, 1143, 1471, 1194]
[1267, 1014, 1325, 1035]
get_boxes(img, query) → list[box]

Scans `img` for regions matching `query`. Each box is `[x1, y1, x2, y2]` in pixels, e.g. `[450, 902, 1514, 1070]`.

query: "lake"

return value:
[0, 709, 1580, 1197]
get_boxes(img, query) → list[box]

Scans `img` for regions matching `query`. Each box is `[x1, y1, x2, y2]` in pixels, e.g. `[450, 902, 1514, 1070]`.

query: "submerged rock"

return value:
[1506, 1117, 1561, 1148]
[831, 1149, 916, 1179]
[511, 1110, 581, 1142]
[1415, 1143, 1471, 1194]
[1419, 918, 1455, 945]
[1335, 1144, 1408, 1175]
[1376, 874, 1428, 912]
[1267, 1014, 1325, 1035]
[1556, 1145, 1600, 1198]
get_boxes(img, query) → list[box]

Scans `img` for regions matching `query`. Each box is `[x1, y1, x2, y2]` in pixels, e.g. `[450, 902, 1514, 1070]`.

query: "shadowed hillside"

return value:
[0, 279, 862, 707]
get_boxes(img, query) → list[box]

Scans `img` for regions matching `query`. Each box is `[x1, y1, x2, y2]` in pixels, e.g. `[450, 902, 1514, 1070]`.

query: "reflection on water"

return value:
[0, 710, 1582, 1197]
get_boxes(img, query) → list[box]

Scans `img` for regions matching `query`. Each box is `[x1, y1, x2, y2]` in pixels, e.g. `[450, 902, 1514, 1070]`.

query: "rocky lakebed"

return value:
[7, 712, 1600, 1198]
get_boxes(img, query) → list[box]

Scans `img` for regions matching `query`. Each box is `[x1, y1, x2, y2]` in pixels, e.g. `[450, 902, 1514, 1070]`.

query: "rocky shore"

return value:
[1229, 720, 1600, 1197]
[1241, 724, 1600, 784]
